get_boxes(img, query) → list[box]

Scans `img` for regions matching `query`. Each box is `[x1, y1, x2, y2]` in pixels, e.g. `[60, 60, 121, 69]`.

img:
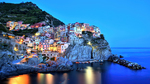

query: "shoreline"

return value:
[0, 60, 100, 80]
[0, 64, 74, 80]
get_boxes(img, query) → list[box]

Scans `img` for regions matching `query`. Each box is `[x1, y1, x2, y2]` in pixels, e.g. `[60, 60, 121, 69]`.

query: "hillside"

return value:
[0, 23, 10, 33]
[0, 2, 64, 27]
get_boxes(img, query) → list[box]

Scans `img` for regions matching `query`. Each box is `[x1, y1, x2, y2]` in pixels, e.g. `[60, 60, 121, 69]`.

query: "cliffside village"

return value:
[0, 21, 101, 59]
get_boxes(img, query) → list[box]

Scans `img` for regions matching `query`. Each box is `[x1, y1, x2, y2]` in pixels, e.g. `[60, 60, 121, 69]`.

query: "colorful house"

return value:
[57, 42, 70, 53]
[6, 21, 19, 31]
[30, 22, 46, 28]
[38, 41, 50, 51]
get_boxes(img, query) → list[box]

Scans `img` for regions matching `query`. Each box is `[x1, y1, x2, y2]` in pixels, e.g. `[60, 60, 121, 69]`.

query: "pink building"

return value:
[38, 42, 50, 51]
[30, 22, 46, 28]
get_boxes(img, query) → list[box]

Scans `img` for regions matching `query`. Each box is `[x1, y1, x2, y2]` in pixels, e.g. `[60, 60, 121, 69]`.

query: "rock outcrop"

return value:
[20, 57, 39, 66]
[108, 55, 146, 70]
[65, 45, 92, 61]
[38, 57, 73, 72]
[46, 57, 73, 67]
[0, 53, 39, 80]
[64, 31, 112, 61]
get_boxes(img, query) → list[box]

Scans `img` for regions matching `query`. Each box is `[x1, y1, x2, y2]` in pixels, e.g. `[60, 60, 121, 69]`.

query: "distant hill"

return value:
[0, 2, 64, 27]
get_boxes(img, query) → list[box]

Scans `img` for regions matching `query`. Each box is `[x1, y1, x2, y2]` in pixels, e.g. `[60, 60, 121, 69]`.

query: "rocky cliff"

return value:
[0, 53, 39, 80]
[64, 31, 112, 61]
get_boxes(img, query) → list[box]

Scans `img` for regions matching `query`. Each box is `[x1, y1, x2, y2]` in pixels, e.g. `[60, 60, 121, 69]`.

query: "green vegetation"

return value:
[0, 24, 10, 33]
[0, 2, 64, 36]
[12, 28, 38, 36]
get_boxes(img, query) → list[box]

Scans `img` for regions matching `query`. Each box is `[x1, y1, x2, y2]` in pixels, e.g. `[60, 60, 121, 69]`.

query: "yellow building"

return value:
[49, 42, 57, 52]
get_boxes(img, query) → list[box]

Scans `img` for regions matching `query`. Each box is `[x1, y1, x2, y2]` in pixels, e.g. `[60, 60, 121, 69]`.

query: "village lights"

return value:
[41, 48, 43, 51]
[87, 41, 92, 45]
[14, 47, 18, 51]
[27, 48, 31, 54]
[20, 39, 23, 42]
[35, 32, 40, 36]
[19, 39, 23, 44]
[53, 47, 57, 52]
[81, 29, 85, 31]
[19, 42, 22, 44]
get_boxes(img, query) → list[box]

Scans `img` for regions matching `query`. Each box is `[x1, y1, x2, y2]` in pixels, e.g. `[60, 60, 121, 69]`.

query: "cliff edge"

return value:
[64, 31, 112, 62]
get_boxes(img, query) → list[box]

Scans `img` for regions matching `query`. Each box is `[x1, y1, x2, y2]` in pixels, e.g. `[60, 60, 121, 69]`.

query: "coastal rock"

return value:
[108, 54, 119, 62]
[142, 67, 146, 69]
[21, 57, 39, 66]
[47, 57, 73, 67]
[47, 61, 57, 66]
[56, 65, 73, 71]
[65, 45, 92, 61]
[108, 54, 145, 70]
[0, 53, 39, 80]
[120, 55, 124, 58]
[65, 37, 112, 61]
[93, 45, 112, 60]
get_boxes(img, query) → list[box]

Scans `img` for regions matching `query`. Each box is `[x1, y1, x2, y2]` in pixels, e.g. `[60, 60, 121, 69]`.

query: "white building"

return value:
[38, 26, 51, 33]
[42, 51, 59, 58]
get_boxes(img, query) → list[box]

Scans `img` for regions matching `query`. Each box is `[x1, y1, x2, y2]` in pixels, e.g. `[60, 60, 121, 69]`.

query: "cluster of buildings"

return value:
[6, 21, 45, 31]
[4, 21, 101, 58]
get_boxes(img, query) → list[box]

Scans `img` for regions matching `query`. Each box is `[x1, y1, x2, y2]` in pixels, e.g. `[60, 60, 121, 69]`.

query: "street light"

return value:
[27, 48, 31, 54]
[87, 41, 92, 45]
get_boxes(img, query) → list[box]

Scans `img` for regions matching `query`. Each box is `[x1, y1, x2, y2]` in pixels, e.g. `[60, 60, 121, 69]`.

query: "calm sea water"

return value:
[1, 48, 150, 84]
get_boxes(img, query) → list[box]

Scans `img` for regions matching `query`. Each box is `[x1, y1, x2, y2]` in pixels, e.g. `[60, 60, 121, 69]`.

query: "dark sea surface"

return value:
[1, 47, 150, 84]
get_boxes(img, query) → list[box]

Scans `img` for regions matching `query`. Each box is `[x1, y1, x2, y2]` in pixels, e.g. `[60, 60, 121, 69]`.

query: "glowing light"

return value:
[53, 47, 57, 51]
[27, 48, 31, 54]
[81, 29, 85, 31]
[35, 33, 40, 36]
[50, 47, 53, 51]
[37, 73, 44, 84]
[85, 67, 95, 84]
[87, 41, 92, 45]
[41, 48, 43, 51]
[8, 74, 30, 84]
[36, 26, 39, 28]
[46, 74, 54, 84]
[19, 41, 22, 44]
[14, 47, 18, 51]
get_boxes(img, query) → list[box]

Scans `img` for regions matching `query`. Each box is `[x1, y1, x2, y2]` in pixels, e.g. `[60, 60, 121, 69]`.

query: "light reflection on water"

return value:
[37, 73, 44, 84]
[6, 65, 101, 84]
[85, 66, 95, 84]
[8, 74, 30, 84]
[46, 74, 54, 84]
[2, 48, 150, 84]
[61, 73, 68, 84]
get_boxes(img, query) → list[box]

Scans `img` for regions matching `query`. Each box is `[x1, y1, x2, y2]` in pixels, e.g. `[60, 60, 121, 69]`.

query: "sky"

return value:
[2, 0, 150, 47]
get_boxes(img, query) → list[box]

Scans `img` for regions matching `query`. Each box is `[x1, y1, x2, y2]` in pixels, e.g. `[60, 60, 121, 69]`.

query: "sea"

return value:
[1, 47, 150, 84]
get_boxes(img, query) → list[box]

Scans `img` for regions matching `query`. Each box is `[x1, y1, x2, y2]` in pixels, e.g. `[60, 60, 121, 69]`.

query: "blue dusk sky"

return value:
[2, 0, 150, 47]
